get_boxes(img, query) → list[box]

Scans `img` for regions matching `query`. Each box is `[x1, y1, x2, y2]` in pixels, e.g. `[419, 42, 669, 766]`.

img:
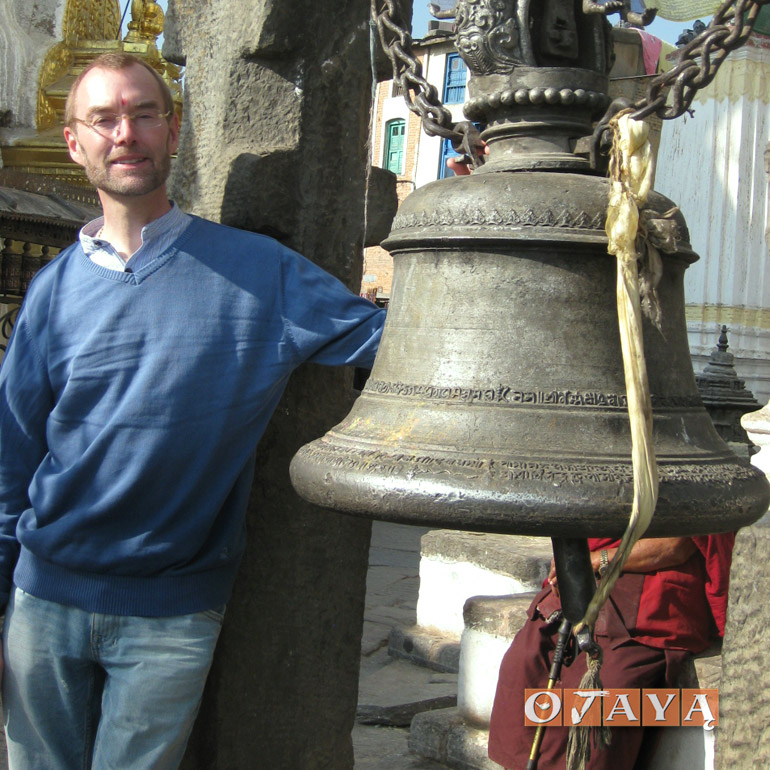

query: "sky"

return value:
[410, 2, 705, 45]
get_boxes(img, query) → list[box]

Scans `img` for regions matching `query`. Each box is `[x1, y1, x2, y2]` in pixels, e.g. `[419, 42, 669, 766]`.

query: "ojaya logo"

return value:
[523, 689, 718, 730]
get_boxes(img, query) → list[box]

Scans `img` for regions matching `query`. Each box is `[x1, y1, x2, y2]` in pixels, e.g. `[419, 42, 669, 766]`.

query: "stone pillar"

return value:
[163, 1, 398, 766]
[715, 403, 770, 766]
[655, 35, 770, 404]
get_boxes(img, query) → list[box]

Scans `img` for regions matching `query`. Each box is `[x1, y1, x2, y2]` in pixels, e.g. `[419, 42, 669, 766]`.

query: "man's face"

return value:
[63, 64, 179, 199]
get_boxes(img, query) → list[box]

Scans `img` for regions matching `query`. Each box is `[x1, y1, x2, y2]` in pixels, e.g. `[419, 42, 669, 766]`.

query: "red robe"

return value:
[587, 533, 733, 650]
[487, 534, 733, 769]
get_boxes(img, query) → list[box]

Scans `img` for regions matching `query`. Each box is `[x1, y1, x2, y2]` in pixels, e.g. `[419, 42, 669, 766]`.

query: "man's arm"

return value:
[589, 537, 698, 574]
[277, 244, 386, 370]
[548, 537, 698, 595]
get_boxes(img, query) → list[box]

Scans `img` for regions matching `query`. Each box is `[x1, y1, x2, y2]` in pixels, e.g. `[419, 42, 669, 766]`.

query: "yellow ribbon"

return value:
[574, 113, 659, 636]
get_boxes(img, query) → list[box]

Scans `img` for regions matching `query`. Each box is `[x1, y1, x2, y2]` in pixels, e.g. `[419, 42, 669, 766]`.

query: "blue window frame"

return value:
[443, 53, 467, 104]
[439, 137, 460, 179]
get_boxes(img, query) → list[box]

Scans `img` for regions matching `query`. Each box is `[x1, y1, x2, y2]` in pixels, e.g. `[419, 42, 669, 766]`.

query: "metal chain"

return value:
[373, 0, 770, 160]
[371, 0, 483, 164]
[372, 0, 455, 138]
[629, 0, 770, 121]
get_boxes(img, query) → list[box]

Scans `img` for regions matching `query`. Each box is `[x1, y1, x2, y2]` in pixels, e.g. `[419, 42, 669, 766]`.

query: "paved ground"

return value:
[353, 521, 453, 769]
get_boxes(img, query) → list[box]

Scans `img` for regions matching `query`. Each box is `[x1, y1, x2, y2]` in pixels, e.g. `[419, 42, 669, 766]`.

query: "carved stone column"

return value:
[716, 402, 770, 766]
[163, 0, 392, 766]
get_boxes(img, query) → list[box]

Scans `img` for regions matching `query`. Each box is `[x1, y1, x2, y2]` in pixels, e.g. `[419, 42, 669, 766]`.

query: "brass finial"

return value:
[125, 0, 165, 46]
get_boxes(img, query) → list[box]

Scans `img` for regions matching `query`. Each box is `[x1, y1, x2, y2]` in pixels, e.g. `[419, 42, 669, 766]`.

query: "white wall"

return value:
[373, 39, 468, 189]
[655, 39, 770, 402]
[414, 44, 467, 189]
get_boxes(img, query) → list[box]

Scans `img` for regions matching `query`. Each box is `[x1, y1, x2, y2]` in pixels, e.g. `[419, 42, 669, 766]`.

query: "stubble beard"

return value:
[81, 141, 172, 198]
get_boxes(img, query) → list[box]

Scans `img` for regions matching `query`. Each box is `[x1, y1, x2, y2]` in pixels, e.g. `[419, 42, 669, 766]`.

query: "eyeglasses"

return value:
[72, 109, 173, 137]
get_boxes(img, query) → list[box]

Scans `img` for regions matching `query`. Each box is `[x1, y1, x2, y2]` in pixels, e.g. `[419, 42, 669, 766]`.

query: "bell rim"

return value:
[290, 438, 769, 539]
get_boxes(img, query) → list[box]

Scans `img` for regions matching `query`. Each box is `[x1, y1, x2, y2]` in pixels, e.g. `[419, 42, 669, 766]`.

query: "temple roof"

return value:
[0, 184, 100, 248]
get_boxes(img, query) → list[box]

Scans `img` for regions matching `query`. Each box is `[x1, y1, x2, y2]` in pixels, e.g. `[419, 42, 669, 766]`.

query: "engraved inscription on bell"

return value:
[289, 0, 770, 539]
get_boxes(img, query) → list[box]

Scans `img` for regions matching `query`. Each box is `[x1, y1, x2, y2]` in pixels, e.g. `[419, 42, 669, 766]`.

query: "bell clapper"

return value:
[551, 538, 596, 625]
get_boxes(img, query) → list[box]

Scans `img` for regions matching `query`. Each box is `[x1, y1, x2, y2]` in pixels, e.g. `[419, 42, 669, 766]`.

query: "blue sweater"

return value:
[0, 216, 385, 616]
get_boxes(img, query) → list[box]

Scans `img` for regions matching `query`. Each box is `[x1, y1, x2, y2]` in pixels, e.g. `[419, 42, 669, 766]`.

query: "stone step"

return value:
[352, 723, 455, 770]
[357, 656, 458, 728]
[417, 531, 552, 637]
[459, 593, 536, 726]
[389, 594, 535, 724]
[389, 624, 462, 673]
[409, 708, 501, 770]
[463, 592, 536, 638]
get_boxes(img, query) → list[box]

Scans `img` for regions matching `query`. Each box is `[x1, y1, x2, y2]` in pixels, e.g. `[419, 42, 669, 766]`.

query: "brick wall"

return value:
[362, 48, 431, 300]
[362, 180, 414, 301]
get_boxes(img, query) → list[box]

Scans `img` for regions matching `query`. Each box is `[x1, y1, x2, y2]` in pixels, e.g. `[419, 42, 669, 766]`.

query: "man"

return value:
[487, 533, 733, 769]
[0, 52, 385, 769]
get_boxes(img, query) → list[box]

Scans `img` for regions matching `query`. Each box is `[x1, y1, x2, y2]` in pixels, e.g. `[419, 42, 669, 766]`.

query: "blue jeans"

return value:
[2, 587, 224, 769]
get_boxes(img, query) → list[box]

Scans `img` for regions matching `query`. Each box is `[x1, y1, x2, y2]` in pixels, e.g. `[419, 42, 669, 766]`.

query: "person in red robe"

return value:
[487, 534, 733, 769]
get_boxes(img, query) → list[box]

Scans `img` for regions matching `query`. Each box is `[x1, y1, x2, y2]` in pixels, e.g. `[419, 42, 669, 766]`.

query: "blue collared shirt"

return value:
[80, 203, 192, 273]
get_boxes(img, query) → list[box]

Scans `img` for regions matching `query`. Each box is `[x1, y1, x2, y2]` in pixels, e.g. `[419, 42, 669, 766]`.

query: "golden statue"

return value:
[125, 0, 165, 44]
[0, 0, 180, 194]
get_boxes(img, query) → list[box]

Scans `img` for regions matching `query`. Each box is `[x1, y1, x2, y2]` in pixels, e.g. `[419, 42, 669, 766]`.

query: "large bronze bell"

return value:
[290, 0, 770, 538]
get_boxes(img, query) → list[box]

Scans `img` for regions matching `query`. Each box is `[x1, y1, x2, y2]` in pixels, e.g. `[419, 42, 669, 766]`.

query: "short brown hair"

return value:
[64, 52, 175, 127]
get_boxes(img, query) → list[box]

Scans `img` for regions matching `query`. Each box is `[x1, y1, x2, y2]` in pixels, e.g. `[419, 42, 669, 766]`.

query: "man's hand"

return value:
[547, 559, 560, 599]
[446, 143, 489, 176]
